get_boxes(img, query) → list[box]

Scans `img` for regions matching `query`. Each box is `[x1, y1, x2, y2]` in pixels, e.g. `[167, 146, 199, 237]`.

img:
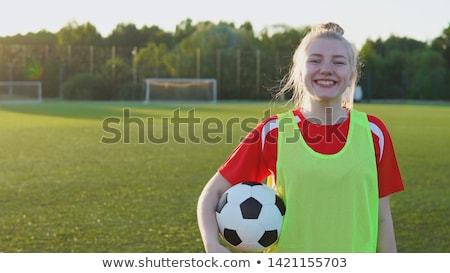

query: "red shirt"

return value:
[219, 109, 404, 198]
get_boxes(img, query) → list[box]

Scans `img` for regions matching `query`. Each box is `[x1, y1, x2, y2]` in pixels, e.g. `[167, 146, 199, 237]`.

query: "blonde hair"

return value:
[275, 22, 360, 109]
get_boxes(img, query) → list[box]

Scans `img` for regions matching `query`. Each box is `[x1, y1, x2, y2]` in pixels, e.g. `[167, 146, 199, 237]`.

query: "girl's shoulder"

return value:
[366, 113, 385, 125]
[253, 109, 302, 146]
[258, 109, 302, 127]
[366, 113, 392, 136]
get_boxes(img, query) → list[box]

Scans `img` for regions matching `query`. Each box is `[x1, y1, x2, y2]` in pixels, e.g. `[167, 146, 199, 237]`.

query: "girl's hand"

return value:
[205, 243, 232, 253]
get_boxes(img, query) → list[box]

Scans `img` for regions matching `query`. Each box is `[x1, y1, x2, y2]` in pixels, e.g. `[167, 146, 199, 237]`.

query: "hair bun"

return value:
[316, 22, 344, 35]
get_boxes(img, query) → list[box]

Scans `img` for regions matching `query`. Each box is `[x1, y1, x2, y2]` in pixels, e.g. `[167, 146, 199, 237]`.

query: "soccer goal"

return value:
[0, 81, 42, 104]
[144, 78, 217, 104]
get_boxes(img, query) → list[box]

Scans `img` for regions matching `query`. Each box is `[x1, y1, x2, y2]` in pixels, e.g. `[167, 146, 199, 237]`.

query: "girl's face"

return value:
[301, 38, 353, 104]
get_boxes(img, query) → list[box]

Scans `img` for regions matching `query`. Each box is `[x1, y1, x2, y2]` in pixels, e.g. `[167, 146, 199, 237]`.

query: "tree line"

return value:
[0, 19, 448, 101]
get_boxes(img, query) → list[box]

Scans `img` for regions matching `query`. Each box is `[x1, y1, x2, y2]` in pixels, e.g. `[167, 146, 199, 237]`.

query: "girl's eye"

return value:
[333, 60, 347, 65]
[308, 59, 320, 64]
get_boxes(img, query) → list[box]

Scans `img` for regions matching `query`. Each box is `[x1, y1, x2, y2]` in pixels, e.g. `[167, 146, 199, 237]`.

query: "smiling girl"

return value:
[197, 22, 404, 253]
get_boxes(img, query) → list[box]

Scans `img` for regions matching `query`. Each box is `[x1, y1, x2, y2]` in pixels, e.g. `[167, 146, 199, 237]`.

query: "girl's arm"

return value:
[197, 172, 233, 253]
[376, 196, 398, 252]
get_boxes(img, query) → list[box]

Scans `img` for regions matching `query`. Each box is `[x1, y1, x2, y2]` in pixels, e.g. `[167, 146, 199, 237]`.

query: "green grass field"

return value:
[0, 101, 449, 253]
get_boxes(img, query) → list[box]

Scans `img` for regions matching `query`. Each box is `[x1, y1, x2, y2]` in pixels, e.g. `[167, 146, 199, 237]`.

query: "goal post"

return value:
[0, 81, 42, 104]
[144, 78, 217, 104]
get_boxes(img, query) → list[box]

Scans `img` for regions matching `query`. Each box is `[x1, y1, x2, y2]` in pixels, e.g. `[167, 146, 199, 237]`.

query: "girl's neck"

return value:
[301, 100, 348, 125]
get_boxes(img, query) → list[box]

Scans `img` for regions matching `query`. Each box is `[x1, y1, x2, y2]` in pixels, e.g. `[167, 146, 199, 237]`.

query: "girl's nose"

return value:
[320, 65, 332, 75]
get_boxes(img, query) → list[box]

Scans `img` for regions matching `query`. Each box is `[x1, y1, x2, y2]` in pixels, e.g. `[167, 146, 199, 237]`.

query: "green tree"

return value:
[135, 42, 171, 79]
[97, 57, 133, 100]
[56, 21, 103, 46]
[412, 49, 447, 100]
[174, 19, 196, 44]
[140, 25, 175, 49]
[56, 21, 104, 80]
[360, 36, 427, 100]
[359, 40, 384, 100]
[62, 72, 97, 100]
[108, 23, 144, 48]
[172, 21, 262, 99]
[431, 24, 450, 99]
[431, 24, 450, 67]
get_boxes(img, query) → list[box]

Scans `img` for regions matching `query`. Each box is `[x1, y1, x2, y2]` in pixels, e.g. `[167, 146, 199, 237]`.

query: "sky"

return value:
[0, 0, 448, 49]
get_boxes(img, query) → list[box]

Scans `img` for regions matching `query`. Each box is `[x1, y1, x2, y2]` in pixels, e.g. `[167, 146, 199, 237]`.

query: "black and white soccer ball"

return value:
[215, 181, 286, 252]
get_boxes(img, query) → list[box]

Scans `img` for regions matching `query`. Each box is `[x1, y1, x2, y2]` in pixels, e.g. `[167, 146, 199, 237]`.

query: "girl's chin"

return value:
[310, 92, 342, 101]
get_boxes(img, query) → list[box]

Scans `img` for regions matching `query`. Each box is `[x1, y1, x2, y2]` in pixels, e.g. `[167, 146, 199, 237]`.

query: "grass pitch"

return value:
[0, 101, 448, 252]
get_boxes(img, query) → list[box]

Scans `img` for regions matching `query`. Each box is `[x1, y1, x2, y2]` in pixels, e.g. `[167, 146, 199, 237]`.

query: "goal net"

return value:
[0, 81, 42, 103]
[144, 78, 217, 104]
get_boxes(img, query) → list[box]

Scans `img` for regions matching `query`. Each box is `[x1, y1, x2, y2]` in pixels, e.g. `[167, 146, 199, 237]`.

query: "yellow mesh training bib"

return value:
[270, 109, 378, 253]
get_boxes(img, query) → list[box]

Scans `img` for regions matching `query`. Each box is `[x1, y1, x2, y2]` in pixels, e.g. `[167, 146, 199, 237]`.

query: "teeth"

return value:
[316, 80, 334, 85]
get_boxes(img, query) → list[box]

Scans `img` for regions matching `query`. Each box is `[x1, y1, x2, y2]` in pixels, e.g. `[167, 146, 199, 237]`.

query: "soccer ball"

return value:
[215, 181, 286, 252]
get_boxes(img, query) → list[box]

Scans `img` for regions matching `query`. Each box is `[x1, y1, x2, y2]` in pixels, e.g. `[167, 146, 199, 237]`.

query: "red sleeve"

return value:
[218, 116, 276, 185]
[367, 115, 405, 197]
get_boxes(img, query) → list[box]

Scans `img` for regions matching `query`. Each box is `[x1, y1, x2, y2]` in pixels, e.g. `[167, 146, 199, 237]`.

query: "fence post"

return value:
[256, 49, 260, 99]
[216, 48, 221, 99]
[90, 45, 94, 75]
[236, 49, 241, 99]
[196, 48, 200, 79]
